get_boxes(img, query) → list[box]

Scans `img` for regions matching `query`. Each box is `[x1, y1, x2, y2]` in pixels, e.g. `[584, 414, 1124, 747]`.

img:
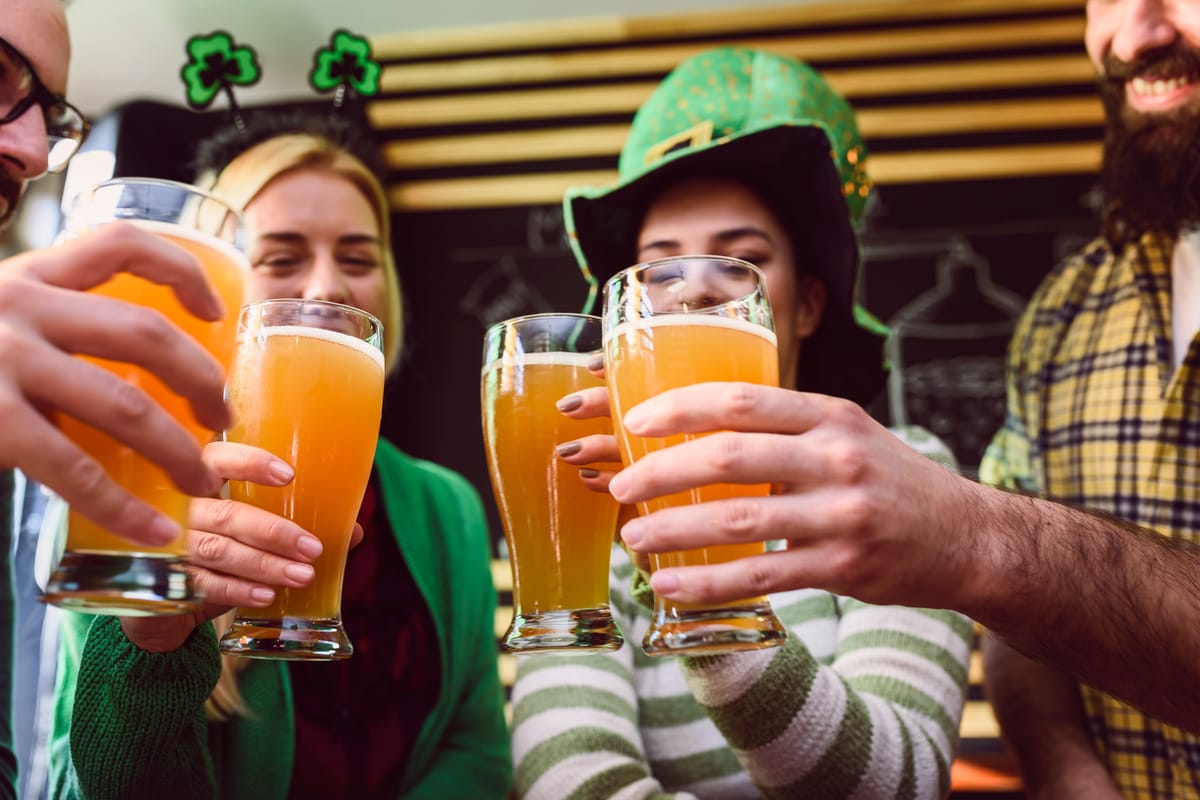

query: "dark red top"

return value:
[288, 474, 442, 797]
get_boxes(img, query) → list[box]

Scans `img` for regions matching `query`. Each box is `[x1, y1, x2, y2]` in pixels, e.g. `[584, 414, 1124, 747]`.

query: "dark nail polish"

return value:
[556, 441, 582, 457]
[556, 394, 583, 412]
[580, 468, 600, 479]
[586, 354, 605, 372]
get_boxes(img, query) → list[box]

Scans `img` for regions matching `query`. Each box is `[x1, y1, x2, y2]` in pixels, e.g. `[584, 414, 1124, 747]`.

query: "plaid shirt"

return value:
[981, 232, 1200, 798]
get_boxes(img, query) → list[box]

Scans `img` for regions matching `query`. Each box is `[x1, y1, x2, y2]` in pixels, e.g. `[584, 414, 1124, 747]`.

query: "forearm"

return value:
[981, 633, 1120, 799]
[963, 483, 1200, 731]
[684, 604, 972, 800]
[66, 617, 220, 800]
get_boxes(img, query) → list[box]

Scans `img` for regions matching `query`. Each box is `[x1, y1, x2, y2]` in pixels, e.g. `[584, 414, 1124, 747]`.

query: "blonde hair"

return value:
[198, 130, 401, 721]
[198, 132, 404, 375]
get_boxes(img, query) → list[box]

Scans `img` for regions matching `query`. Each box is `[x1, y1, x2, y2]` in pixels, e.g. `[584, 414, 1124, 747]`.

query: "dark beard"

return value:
[0, 168, 20, 231]
[1098, 46, 1200, 249]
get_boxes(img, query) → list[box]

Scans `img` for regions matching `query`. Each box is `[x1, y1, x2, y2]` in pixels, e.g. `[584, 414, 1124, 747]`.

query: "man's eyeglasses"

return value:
[0, 37, 89, 174]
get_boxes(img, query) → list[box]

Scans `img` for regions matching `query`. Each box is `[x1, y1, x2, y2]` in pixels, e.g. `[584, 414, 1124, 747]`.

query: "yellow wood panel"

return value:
[367, 83, 656, 130]
[387, 143, 1101, 210]
[380, 98, 1101, 171]
[371, 0, 1081, 60]
[962, 700, 1002, 739]
[378, 19, 1082, 94]
[367, 55, 1094, 130]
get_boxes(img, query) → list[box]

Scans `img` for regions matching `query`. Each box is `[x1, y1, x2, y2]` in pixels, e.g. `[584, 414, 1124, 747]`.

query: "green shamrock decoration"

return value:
[180, 31, 261, 110]
[309, 29, 382, 106]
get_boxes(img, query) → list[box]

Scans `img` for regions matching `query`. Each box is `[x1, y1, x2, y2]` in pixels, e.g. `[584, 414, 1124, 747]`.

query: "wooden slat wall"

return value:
[366, 0, 1101, 212]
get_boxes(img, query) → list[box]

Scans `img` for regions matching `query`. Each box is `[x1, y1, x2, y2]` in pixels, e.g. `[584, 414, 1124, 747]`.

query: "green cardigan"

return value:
[49, 441, 511, 799]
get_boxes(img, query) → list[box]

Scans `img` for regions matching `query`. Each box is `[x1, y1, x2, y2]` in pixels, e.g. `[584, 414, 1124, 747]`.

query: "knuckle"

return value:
[64, 456, 111, 499]
[718, 382, 761, 419]
[742, 560, 777, 596]
[128, 306, 174, 348]
[718, 499, 760, 539]
[709, 432, 746, 472]
[108, 379, 153, 424]
[190, 530, 230, 563]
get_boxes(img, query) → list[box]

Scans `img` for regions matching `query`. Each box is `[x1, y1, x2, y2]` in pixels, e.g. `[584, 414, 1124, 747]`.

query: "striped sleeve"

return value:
[681, 597, 971, 799]
[510, 577, 700, 800]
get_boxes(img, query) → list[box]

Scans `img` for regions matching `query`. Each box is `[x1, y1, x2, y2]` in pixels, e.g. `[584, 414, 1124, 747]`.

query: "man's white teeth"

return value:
[1132, 76, 1190, 95]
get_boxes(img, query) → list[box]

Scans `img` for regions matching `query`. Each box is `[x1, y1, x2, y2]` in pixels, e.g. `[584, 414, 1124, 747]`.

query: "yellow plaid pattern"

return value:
[982, 232, 1200, 799]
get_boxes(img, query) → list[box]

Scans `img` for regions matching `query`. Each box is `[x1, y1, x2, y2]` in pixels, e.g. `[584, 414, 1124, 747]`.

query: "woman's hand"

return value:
[119, 441, 363, 653]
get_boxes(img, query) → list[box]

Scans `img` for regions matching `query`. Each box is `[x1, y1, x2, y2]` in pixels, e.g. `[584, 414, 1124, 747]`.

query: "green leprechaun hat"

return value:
[564, 46, 888, 407]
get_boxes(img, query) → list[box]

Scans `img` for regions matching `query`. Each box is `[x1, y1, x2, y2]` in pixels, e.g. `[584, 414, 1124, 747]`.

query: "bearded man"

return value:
[982, 1, 1200, 797]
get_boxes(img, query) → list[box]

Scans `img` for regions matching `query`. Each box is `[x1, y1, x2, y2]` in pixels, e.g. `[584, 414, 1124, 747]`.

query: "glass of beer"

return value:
[44, 178, 247, 616]
[603, 256, 787, 656]
[481, 313, 623, 653]
[219, 299, 384, 660]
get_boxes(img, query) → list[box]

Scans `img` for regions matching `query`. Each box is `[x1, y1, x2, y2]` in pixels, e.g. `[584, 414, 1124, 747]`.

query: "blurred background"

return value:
[10, 2, 1105, 796]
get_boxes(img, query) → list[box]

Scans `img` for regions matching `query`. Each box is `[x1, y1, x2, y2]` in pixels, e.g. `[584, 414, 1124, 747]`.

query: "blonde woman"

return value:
[49, 114, 511, 800]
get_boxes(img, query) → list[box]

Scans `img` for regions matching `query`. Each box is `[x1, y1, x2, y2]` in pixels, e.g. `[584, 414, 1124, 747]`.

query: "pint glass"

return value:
[44, 178, 247, 615]
[219, 299, 384, 660]
[603, 256, 787, 656]
[482, 313, 623, 652]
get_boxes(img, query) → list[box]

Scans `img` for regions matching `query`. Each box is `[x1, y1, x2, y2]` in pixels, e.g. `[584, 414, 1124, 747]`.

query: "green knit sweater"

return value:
[48, 441, 511, 799]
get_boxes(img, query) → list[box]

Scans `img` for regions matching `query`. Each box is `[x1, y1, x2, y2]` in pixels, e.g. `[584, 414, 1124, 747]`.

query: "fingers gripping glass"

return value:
[0, 37, 89, 173]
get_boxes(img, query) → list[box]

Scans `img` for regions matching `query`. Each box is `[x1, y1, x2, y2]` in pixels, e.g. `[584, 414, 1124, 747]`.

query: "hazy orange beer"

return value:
[45, 179, 247, 616]
[220, 299, 384, 660]
[482, 313, 623, 652]
[603, 256, 787, 656]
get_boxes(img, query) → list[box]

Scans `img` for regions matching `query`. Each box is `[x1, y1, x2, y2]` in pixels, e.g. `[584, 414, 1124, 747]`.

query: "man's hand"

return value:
[0, 223, 231, 546]
[609, 383, 987, 609]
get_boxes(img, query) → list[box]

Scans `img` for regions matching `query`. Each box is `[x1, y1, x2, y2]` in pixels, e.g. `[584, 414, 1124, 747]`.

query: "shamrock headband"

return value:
[180, 29, 382, 126]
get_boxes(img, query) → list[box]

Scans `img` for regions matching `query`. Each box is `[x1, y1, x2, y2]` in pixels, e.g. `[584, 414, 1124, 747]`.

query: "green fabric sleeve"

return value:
[400, 466, 511, 798]
[51, 615, 221, 800]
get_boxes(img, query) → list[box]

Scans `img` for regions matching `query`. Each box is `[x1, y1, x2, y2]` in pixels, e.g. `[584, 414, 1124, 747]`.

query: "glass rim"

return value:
[70, 176, 245, 231]
[483, 311, 601, 335]
[602, 254, 769, 311]
[238, 297, 384, 336]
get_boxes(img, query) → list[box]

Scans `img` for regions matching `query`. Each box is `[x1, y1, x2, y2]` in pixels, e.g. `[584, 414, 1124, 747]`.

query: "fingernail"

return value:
[150, 515, 181, 546]
[556, 394, 583, 413]
[623, 407, 647, 432]
[205, 288, 225, 321]
[556, 440, 582, 457]
[284, 563, 315, 584]
[269, 460, 295, 484]
[620, 518, 643, 547]
[250, 587, 275, 604]
[580, 468, 600, 479]
[296, 535, 323, 559]
[652, 572, 679, 595]
[609, 471, 629, 499]
[586, 354, 604, 372]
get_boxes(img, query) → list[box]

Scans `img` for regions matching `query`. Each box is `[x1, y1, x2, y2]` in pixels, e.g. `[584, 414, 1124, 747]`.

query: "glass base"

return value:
[502, 607, 623, 654]
[219, 615, 353, 661]
[642, 601, 787, 657]
[42, 551, 200, 616]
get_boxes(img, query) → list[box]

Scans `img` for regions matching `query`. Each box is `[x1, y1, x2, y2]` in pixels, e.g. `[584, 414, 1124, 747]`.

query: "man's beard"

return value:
[1098, 46, 1200, 248]
[0, 168, 21, 231]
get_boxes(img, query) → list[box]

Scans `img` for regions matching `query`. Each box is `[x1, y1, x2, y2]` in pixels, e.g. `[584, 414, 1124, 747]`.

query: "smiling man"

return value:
[981, 2, 1200, 796]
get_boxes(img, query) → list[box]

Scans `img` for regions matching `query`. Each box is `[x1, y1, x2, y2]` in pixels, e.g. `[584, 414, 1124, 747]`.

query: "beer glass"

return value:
[603, 256, 787, 656]
[219, 299, 384, 660]
[481, 313, 623, 652]
[44, 178, 247, 616]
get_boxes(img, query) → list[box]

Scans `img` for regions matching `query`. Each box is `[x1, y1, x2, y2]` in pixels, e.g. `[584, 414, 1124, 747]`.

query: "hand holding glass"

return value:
[44, 178, 247, 616]
[482, 313, 623, 653]
[219, 299, 384, 660]
[603, 256, 787, 656]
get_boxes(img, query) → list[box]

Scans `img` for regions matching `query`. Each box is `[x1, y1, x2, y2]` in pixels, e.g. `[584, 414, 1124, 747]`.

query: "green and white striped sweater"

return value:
[511, 427, 973, 799]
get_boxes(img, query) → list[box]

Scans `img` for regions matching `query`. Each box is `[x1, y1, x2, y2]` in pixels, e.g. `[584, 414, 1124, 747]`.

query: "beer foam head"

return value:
[254, 324, 385, 371]
[481, 350, 593, 376]
[604, 313, 778, 347]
